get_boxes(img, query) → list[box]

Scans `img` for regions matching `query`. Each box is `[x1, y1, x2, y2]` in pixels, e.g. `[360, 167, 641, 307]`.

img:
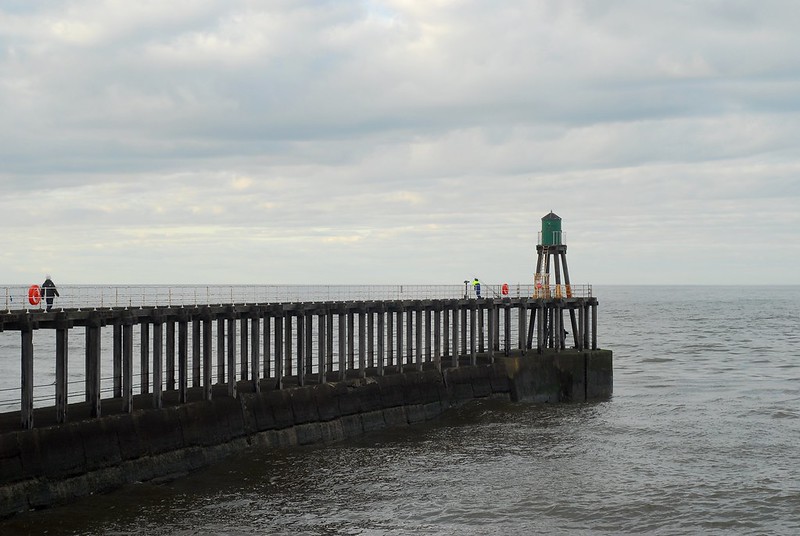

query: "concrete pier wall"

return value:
[0, 349, 611, 517]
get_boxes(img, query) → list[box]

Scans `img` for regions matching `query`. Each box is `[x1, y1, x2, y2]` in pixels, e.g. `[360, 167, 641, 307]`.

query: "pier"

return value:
[0, 213, 612, 517]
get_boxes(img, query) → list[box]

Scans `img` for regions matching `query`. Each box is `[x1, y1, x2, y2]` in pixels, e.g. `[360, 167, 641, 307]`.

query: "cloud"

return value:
[0, 0, 799, 285]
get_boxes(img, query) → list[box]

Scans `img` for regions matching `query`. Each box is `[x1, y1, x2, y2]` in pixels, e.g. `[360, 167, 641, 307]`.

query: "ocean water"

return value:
[2, 285, 799, 535]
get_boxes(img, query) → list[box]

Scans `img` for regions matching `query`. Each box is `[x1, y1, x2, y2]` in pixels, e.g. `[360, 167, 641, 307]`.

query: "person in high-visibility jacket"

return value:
[472, 277, 481, 298]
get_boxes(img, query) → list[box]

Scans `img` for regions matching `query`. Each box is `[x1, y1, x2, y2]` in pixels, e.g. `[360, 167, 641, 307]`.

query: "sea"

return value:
[1, 285, 799, 535]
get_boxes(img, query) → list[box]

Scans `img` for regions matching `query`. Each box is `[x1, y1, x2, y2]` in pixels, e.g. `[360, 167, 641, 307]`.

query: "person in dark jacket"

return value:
[41, 275, 59, 312]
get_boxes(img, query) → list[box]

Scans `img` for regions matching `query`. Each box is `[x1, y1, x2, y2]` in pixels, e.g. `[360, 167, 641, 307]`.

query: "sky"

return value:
[1, 0, 799, 286]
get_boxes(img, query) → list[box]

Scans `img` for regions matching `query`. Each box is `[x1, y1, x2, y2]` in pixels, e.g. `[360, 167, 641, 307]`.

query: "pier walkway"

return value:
[0, 285, 598, 431]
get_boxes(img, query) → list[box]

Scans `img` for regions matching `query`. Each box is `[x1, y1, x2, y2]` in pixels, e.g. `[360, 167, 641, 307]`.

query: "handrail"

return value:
[1, 284, 593, 312]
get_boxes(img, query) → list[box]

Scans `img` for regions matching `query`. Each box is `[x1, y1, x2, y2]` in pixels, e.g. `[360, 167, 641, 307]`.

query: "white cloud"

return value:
[0, 0, 798, 285]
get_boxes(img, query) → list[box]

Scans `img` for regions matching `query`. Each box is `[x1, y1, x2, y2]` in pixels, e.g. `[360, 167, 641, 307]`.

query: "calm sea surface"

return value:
[2, 285, 799, 535]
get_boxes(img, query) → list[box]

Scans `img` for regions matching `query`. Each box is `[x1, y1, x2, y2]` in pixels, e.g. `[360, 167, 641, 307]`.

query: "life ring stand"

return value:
[28, 285, 41, 306]
[501, 283, 509, 296]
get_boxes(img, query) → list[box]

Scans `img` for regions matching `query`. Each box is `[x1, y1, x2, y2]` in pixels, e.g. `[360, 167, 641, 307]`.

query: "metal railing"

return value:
[2, 284, 593, 312]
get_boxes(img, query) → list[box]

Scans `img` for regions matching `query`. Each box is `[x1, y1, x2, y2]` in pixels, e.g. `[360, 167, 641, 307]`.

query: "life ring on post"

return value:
[501, 283, 509, 296]
[28, 285, 41, 306]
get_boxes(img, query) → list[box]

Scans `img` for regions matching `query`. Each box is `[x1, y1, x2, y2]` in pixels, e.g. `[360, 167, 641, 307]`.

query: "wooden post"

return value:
[592, 302, 598, 350]
[203, 315, 213, 400]
[56, 317, 69, 424]
[305, 311, 314, 377]
[537, 302, 544, 353]
[240, 316, 249, 382]
[284, 311, 293, 380]
[367, 308, 375, 369]
[504, 304, 512, 356]
[296, 312, 305, 386]
[338, 310, 346, 380]
[113, 323, 122, 397]
[434, 306, 441, 371]
[425, 307, 432, 363]
[415, 307, 423, 371]
[406, 308, 413, 368]
[470, 303, 477, 366]
[21, 324, 34, 430]
[192, 318, 201, 388]
[264, 314, 272, 380]
[250, 313, 260, 393]
[387, 306, 394, 367]
[228, 315, 237, 397]
[326, 311, 334, 375]
[318, 310, 326, 384]
[442, 307, 450, 364]
[347, 310, 355, 372]
[460, 305, 467, 356]
[377, 306, 385, 376]
[86, 315, 102, 418]
[166, 321, 176, 391]
[487, 300, 495, 362]
[178, 317, 188, 403]
[478, 304, 485, 354]
[396, 308, 403, 369]
[141, 321, 150, 394]
[358, 309, 366, 377]
[216, 316, 225, 384]
[452, 304, 459, 368]
[122, 319, 134, 413]
[518, 301, 527, 355]
[153, 317, 163, 409]
[274, 313, 284, 389]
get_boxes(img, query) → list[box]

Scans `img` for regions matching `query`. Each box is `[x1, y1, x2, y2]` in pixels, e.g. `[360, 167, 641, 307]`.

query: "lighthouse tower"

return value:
[534, 211, 574, 299]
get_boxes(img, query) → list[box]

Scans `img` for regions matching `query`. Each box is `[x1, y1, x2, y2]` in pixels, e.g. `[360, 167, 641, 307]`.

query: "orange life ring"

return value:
[28, 285, 41, 306]
[501, 283, 509, 295]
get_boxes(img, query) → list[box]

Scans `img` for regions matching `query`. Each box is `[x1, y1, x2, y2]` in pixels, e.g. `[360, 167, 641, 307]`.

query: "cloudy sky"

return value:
[1, 0, 798, 286]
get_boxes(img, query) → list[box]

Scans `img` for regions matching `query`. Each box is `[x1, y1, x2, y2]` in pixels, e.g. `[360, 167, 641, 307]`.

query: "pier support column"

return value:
[86, 315, 102, 418]
[178, 315, 188, 403]
[251, 312, 261, 393]
[285, 311, 294, 381]
[203, 314, 213, 400]
[166, 321, 176, 391]
[55, 316, 70, 424]
[274, 313, 284, 390]
[478, 303, 485, 354]
[318, 310, 327, 383]
[537, 302, 544, 354]
[358, 309, 366, 377]
[592, 302, 598, 350]
[406, 308, 413, 369]
[192, 318, 201, 388]
[442, 307, 450, 365]
[264, 314, 272, 380]
[377, 305, 385, 376]
[153, 316, 163, 409]
[216, 317, 225, 384]
[367, 308, 375, 369]
[451, 303, 459, 368]
[469, 302, 477, 366]
[386, 306, 394, 368]
[338, 309, 346, 380]
[141, 322, 150, 394]
[122, 317, 134, 413]
[227, 314, 236, 397]
[434, 305, 441, 371]
[460, 306, 467, 358]
[305, 311, 314, 377]
[347, 310, 355, 372]
[113, 323, 122, 398]
[240, 316, 249, 382]
[415, 307, 423, 371]
[518, 301, 527, 355]
[396, 308, 403, 369]
[21, 321, 34, 430]
[326, 311, 334, 377]
[487, 300, 495, 362]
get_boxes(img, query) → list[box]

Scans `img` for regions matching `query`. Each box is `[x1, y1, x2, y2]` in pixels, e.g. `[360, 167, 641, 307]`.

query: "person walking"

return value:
[472, 277, 481, 299]
[41, 275, 59, 312]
